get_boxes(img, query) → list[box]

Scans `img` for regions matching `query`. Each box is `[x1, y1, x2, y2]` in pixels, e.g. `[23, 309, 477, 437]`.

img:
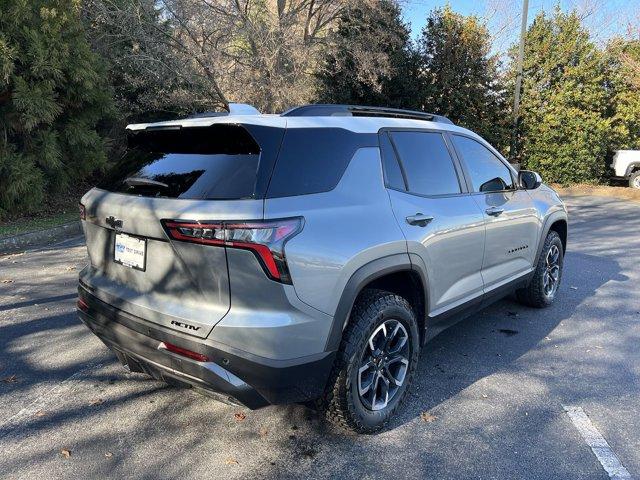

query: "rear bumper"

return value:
[77, 287, 335, 409]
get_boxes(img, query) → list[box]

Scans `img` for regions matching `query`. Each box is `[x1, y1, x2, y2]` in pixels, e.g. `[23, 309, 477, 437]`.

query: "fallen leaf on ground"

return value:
[259, 428, 269, 436]
[225, 458, 239, 465]
[66, 266, 76, 271]
[89, 398, 104, 406]
[234, 412, 246, 421]
[61, 449, 71, 458]
[2, 375, 17, 383]
[34, 410, 46, 417]
[104, 452, 113, 458]
[420, 412, 437, 423]
[1, 279, 12, 283]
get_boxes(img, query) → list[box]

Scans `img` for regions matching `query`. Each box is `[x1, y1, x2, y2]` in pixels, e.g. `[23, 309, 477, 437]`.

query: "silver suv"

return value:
[77, 104, 568, 433]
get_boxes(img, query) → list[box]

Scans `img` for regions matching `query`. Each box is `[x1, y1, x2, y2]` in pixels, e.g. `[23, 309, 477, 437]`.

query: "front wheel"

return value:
[629, 171, 640, 189]
[321, 289, 420, 433]
[516, 230, 564, 308]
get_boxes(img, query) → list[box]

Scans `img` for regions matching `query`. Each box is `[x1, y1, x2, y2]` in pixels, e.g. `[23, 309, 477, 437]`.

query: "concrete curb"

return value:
[0, 221, 82, 255]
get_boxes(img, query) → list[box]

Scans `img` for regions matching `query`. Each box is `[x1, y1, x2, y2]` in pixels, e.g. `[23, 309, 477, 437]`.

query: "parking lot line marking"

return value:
[0, 361, 102, 442]
[563, 405, 633, 480]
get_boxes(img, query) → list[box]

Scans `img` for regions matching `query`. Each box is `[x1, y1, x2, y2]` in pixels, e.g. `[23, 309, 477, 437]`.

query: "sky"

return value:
[402, 0, 640, 52]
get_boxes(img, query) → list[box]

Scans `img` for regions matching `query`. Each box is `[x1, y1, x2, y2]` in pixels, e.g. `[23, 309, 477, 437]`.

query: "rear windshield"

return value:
[99, 125, 264, 200]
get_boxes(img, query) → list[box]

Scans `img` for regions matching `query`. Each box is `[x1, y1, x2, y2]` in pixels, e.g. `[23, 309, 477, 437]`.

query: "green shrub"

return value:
[0, 0, 112, 219]
[515, 9, 609, 184]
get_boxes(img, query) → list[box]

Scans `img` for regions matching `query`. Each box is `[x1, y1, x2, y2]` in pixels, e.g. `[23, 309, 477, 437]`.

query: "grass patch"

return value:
[0, 210, 78, 238]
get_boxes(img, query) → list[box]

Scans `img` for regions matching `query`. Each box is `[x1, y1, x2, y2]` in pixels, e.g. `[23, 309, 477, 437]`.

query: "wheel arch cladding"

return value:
[549, 219, 568, 253]
[325, 254, 428, 351]
[535, 212, 568, 262]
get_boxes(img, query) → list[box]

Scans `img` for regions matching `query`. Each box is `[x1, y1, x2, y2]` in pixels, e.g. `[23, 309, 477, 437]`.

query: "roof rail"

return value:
[187, 103, 261, 119]
[281, 104, 453, 124]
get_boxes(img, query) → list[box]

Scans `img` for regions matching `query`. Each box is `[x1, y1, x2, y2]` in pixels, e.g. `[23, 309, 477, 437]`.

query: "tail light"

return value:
[161, 217, 303, 284]
[79, 203, 86, 220]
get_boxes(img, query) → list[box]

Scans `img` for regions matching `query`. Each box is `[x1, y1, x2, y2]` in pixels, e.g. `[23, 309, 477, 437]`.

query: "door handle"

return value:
[406, 213, 434, 227]
[485, 207, 504, 216]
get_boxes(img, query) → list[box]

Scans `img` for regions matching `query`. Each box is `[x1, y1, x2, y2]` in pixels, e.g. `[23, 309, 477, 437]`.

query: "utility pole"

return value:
[510, 0, 529, 163]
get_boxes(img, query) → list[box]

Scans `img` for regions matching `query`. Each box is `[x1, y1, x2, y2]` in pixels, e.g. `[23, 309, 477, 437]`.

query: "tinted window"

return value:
[389, 131, 461, 196]
[379, 133, 405, 190]
[451, 135, 514, 192]
[100, 125, 264, 200]
[267, 128, 377, 197]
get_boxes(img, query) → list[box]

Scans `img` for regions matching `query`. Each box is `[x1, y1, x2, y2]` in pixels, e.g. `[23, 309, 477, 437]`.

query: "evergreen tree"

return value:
[605, 38, 640, 151]
[418, 6, 509, 150]
[0, 0, 113, 218]
[315, 0, 422, 110]
[515, 9, 609, 184]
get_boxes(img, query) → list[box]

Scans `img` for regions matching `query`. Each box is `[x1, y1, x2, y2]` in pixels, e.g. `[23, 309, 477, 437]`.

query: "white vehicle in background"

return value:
[611, 150, 640, 189]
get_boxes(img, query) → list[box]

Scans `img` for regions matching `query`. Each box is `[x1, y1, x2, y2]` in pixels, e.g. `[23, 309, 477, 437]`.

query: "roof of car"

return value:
[127, 114, 467, 133]
[126, 103, 478, 138]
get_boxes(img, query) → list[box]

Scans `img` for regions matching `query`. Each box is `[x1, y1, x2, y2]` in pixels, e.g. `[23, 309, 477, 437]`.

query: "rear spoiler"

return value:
[126, 103, 261, 131]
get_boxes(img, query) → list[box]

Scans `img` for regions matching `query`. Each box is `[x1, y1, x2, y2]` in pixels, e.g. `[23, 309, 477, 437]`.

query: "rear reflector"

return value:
[77, 298, 89, 312]
[161, 217, 303, 283]
[159, 342, 209, 362]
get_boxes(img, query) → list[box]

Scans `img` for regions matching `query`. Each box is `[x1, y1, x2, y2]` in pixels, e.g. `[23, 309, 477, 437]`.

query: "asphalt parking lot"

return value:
[1, 195, 638, 479]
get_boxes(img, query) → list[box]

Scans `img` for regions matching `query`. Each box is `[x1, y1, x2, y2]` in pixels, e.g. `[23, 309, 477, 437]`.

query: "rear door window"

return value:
[389, 131, 461, 196]
[100, 125, 275, 200]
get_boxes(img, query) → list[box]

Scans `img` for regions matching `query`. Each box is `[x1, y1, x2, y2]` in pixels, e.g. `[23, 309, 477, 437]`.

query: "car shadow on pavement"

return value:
[394, 249, 628, 426]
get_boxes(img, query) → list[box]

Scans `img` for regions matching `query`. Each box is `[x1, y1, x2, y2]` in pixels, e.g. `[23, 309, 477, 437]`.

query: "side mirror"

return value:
[519, 170, 542, 189]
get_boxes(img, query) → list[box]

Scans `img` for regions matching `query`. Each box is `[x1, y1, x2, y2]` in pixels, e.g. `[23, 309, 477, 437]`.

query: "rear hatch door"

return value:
[80, 122, 284, 338]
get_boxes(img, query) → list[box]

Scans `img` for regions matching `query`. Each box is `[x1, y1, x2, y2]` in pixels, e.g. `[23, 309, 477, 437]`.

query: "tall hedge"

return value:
[0, 0, 112, 218]
[606, 38, 640, 152]
[418, 6, 510, 151]
[315, 0, 422, 110]
[515, 10, 609, 184]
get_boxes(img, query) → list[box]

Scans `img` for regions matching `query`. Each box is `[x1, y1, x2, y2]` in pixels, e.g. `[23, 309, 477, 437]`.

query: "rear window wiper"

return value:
[123, 177, 169, 188]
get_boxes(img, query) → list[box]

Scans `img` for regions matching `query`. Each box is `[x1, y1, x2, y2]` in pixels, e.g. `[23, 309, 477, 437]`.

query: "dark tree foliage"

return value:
[0, 0, 113, 218]
[418, 6, 510, 151]
[514, 9, 609, 184]
[605, 38, 640, 152]
[315, 0, 422, 110]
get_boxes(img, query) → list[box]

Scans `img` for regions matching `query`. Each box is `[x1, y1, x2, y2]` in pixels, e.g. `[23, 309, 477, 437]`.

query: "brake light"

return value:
[162, 217, 303, 284]
[79, 203, 86, 220]
[159, 342, 209, 362]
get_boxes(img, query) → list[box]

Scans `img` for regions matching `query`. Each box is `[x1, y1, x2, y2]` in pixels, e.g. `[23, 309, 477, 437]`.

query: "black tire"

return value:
[629, 171, 640, 189]
[320, 289, 420, 434]
[516, 230, 564, 308]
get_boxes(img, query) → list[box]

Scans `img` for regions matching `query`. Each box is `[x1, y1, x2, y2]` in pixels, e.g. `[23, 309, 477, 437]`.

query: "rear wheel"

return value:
[629, 171, 640, 189]
[516, 230, 564, 308]
[321, 289, 420, 433]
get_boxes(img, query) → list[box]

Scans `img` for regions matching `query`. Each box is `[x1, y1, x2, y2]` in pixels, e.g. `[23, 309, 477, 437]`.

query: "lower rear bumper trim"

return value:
[77, 287, 335, 408]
